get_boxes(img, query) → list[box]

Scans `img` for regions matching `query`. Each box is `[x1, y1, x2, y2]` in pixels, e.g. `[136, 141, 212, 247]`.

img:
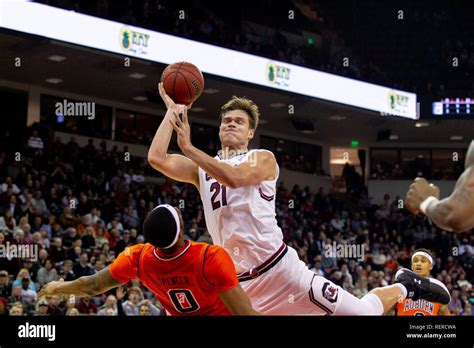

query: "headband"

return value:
[412, 251, 434, 265]
[155, 204, 180, 249]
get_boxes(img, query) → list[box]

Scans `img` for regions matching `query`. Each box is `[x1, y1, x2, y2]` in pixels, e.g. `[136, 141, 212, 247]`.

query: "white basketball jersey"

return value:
[198, 149, 283, 274]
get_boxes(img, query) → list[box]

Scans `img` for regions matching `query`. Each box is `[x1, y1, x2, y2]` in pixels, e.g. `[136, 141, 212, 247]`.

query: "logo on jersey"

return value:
[167, 289, 200, 313]
[322, 282, 339, 303]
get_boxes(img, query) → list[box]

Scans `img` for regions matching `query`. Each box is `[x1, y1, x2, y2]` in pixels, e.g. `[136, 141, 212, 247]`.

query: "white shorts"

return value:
[240, 246, 345, 315]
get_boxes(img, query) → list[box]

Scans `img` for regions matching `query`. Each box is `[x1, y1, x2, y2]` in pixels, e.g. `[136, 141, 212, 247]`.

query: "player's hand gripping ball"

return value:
[160, 62, 205, 105]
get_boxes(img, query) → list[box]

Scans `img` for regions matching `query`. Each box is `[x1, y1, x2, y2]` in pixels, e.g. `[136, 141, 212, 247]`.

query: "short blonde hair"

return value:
[220, 96, 260, 129]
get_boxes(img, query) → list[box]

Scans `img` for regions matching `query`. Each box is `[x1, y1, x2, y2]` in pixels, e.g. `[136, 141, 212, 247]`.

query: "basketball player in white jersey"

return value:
[148, 82, 450, 315]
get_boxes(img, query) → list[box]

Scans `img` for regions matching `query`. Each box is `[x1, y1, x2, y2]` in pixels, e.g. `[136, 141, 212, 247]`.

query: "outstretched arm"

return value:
[147, 83, 199, 189]
[38, 267, 122, 298]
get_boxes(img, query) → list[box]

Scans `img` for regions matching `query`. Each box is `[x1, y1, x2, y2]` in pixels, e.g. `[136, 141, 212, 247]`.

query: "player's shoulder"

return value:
[192, 241, 220, 253]
[251, 148, 276, 157]
[204, 244, 233, 263]
[123, 243, 148, 258]
[249, 149, 277, 164]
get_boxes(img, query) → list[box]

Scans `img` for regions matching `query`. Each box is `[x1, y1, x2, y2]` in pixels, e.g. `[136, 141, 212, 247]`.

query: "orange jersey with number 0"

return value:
[109, 240, 238, 315]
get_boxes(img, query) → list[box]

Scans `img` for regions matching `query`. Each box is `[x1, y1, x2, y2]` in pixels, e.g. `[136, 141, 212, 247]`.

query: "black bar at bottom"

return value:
[0, 316, 472, 346]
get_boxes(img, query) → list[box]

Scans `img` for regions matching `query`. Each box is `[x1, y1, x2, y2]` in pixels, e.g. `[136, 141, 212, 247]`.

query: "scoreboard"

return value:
[432, 98, 473, 116]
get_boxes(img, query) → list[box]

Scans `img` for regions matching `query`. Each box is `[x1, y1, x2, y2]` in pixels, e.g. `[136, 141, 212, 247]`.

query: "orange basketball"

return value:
[160, 62, 205, 105]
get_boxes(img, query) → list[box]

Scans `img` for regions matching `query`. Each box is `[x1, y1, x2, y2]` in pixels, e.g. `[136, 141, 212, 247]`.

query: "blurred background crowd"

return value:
[0, 126, 472, 316]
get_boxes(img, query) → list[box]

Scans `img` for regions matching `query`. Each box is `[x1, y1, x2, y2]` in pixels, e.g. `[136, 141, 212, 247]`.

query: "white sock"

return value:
[395, 283, 408, 299]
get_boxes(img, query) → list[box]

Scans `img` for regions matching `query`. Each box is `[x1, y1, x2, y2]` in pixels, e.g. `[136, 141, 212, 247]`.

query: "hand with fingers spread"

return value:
[405, 177, 440, 214]
[169, 106, 193, 153]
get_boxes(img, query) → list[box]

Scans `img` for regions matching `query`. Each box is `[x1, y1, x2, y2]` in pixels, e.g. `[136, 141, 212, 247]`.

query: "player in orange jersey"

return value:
[390, 249, 450, 316]
[39, 204, 259, 315]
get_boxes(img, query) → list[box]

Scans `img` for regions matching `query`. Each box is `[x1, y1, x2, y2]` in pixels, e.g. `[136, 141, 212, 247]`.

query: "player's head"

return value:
[143, 204, 185, 251]
[411, 248, 434, 277]
[219, 96, 259, 149]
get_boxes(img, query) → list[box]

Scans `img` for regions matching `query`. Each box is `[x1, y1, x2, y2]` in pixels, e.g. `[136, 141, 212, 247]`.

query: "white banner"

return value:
[0, 1, 418, 119]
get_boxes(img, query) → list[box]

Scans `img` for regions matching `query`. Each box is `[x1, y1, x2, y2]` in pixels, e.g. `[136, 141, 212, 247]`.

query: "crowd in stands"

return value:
[0, 126, 472, 316]
[35, 0, 474, 97]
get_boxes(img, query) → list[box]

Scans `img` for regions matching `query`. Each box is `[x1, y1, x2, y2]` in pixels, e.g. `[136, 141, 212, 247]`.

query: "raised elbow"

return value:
[147, 150, 166, 168]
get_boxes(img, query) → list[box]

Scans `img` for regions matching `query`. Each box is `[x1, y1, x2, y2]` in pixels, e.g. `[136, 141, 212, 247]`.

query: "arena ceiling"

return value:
[1, 29, 473, 146]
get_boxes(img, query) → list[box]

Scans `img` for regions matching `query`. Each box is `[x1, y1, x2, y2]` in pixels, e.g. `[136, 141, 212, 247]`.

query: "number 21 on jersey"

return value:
[210, 182, 227, 210]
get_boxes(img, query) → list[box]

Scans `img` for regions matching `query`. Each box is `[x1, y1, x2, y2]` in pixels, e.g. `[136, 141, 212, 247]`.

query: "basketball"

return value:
[160, 62, 205, 105]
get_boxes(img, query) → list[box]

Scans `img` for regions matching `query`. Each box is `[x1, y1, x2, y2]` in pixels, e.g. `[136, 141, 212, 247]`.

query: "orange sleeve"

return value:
[203, 245, 238, 293]
[109, 244, 145, 283]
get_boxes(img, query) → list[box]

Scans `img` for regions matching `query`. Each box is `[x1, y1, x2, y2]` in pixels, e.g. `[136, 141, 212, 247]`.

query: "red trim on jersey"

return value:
[259, 188, 274, 201]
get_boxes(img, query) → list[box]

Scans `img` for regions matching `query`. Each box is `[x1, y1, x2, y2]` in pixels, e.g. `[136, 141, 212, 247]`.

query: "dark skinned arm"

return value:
[38, 267, 122, 298]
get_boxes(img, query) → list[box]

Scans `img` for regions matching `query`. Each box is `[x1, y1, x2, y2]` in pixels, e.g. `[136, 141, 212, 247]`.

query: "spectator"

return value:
[34, 299, 50, 316]
[9, 303, 24, 316]
[0, 211, 16, 234]
[46, 295, 63, 316]
[58, 259, 75, 281]
[50, 238, 67, 264]
[97, 294, 118, 316]
[122, 287, 143, 316]
[5, 195, 21, 220]
[0, 270, 11, 298]
[448, 290, 464, 315]
[63, 228, 80, 249]
[81, 227, 96, 250]
[37, 259, 59, 287]
[0, 296, 8, 316]
[73, 252, 95, 278]
[65, 307, 80, 316]
[0, 176, 20, 194]
[12, 269, 36, 293]
[76, 296, 97, 315]
[123, 205, 139, 229]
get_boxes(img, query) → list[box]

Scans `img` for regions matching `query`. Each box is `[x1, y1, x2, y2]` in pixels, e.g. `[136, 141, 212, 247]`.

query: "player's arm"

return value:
[383, 304, 396, 316]
[406, 141, 474, 232]
[219, 284, 261, 315]
[169, 100, 276, 188]
[406, 169, 474, 232]
[183, 147, 275, 189]
[147, 83, 199, 189]
[38, 267, 121, 298]
[203, 246, 261, 315]
[425, 167, 474, 232]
